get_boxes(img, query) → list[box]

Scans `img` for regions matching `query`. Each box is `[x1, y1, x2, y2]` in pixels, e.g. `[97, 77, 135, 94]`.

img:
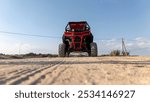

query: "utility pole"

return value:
[122, 38, 128, 56]
[19, 43, 22, 55]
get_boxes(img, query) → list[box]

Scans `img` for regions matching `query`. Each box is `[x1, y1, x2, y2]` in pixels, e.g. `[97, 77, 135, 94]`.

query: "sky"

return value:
[0, 0, 150, 55]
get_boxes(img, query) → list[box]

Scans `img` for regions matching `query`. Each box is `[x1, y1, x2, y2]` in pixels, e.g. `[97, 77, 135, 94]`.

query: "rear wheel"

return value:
[90, 42, 98, 57]
[58, 43, 66, 57]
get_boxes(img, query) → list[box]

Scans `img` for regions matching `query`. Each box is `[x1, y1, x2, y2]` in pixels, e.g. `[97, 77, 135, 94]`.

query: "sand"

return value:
[0, 56, 150, 85]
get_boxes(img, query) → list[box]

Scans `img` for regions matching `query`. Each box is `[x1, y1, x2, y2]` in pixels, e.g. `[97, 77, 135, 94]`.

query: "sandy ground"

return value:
[0, 56, 150, 85]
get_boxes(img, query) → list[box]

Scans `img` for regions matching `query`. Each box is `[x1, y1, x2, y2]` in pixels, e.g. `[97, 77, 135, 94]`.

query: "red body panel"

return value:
[63, 21, 93, 52]
[64, 31, 90, 51]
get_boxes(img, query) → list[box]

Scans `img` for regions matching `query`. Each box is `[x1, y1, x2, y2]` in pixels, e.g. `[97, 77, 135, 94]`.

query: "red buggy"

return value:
[58, 21, 97, 57]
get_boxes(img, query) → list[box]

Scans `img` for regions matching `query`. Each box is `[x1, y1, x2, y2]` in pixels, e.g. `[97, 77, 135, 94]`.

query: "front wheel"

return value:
[90, 42, 98, 57]
[58, 43, 66, 57]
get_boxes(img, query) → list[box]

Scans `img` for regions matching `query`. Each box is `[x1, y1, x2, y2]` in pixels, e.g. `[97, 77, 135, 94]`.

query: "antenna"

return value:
[122, 38, 129, 56]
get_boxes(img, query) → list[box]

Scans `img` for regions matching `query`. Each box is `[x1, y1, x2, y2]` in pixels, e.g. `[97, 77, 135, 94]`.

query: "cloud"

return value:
[127, 37, 150, 55]
[0, 37, 149, 55]
[0, 32, 59, 54]
[98, 37, 150, 55]
[0, 43, 58, 54]
[0, 43, 36, 54]
[134, 37, 150, 48]
[99, 38, 120, 54]
[14, 43, 38, 54]
[14, 43, 58, 54]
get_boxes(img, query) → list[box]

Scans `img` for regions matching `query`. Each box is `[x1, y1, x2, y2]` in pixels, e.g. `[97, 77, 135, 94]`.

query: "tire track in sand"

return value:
[20, 60, 68, 85]
[6, 60, 65, 85]
[39, 60, 75, 85]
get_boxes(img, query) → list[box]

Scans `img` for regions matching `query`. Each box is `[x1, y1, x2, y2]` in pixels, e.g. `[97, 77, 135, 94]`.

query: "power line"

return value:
[0, 30, 149, 42]
[0, 30, 123, 41]
[0, 31, 61, 38]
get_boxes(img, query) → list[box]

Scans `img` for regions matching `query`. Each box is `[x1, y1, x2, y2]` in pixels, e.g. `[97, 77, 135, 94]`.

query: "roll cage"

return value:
[65, 21, 90, 32]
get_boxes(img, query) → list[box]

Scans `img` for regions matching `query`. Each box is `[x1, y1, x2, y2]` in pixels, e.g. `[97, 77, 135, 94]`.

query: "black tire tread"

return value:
[90, 42, 98, 57]
[58, 43, 66, 57]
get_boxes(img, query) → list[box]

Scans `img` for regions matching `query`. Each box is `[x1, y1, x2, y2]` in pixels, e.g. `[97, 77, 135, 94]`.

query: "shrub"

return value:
[122, 51, 130, 56]
[110, 50, 120, 56]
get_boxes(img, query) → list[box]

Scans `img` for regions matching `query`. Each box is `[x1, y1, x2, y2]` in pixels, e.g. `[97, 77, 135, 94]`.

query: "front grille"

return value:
[74, 36, 81, 42]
